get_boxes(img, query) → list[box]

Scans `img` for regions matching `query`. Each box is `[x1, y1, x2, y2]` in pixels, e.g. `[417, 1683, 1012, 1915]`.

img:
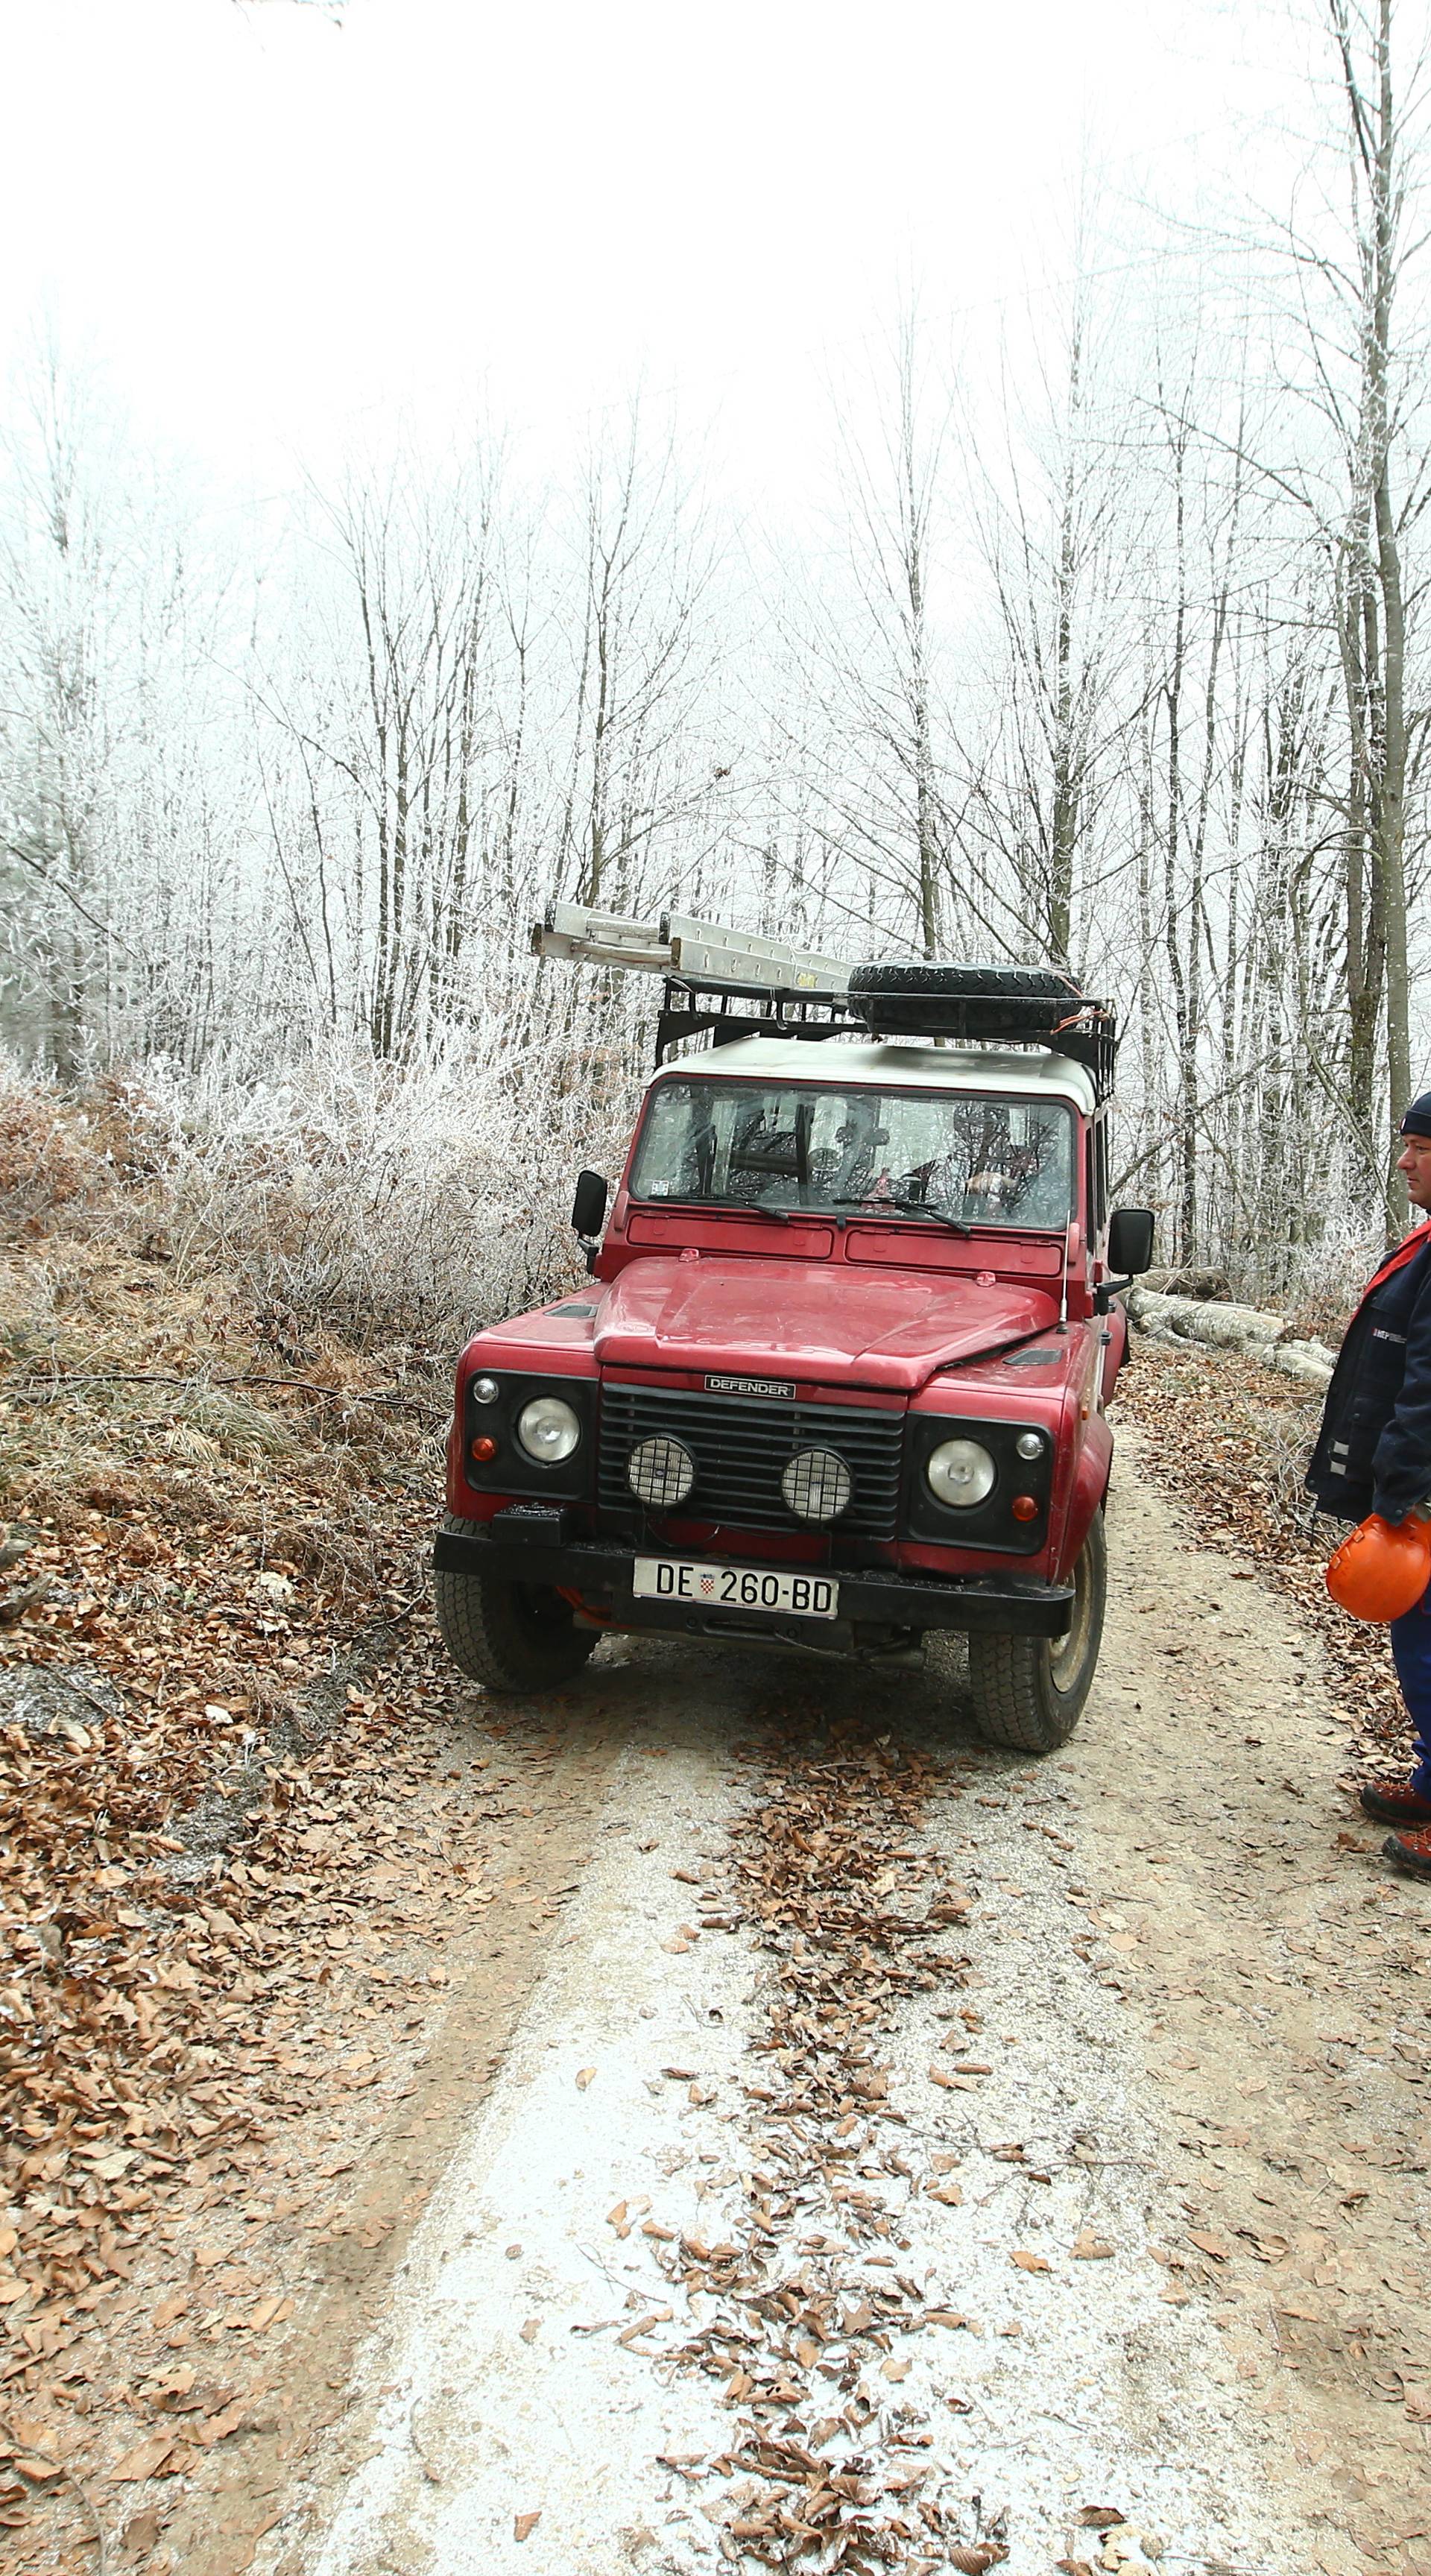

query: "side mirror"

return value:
[572, 1169, 609, 1241]
[1108, 1206, 1155, 1278]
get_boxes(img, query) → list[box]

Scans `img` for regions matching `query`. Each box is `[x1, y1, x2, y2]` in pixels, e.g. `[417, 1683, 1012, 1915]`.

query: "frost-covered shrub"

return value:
[1275, 1225, 1388, 1348]
[0, 1059, 104, 1222]
[148, 1032, 644, 1352]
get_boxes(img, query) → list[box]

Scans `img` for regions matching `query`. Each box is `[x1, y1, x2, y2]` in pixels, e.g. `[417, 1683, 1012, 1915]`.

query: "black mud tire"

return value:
[965, 1510, 1107, 1752]
[849, 960, 1078, 1003]
[434, 1515, 598, 1694]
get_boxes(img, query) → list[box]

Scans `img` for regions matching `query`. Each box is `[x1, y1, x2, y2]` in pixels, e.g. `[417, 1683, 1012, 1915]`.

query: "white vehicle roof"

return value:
[654, 1036, 1099, 1117]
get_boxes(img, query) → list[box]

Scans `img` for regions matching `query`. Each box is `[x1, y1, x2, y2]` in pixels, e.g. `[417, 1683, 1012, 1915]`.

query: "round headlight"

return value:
[471, 1374, 499, 1405]
[517, 1395, 581, 1464]
[926, 1437, 996, 1508]
[1014, 1429, 1045, 1461]
[628, 1434, 696, 1509]
[781, 1447, 853, 1524]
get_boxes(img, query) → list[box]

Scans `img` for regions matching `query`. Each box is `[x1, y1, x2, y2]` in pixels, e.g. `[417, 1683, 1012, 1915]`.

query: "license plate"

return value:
[632, 1556, 838, 1620]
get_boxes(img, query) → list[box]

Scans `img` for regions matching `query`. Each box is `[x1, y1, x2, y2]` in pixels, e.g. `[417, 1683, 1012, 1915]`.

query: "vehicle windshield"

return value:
[630, 1076, 1074, 1231]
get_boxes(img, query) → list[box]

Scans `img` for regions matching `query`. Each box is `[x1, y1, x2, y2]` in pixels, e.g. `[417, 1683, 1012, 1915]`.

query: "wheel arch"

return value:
[1057, 1415, 1112, 1579]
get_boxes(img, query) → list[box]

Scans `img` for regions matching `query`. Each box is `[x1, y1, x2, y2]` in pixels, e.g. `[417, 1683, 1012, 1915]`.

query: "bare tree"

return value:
[0, 349, 236, 1075]
[559, 402, 724, 918]
[256, 447, 503, 1058]
[961, 262, 1144, 979]
[1222, 0, 1431, 1231]
[767, 307, 970, 961]
[1329, 0, 1425, 1225]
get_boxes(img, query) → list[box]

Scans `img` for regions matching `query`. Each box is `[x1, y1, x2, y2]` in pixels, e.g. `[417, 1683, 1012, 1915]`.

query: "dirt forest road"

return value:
[31, 1439, 1431, 2576]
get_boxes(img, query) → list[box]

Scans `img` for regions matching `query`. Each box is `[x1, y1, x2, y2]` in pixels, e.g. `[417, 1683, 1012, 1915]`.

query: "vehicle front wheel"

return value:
[965, 1509, 1107, 1752]
[434, 1516, 598, 1693]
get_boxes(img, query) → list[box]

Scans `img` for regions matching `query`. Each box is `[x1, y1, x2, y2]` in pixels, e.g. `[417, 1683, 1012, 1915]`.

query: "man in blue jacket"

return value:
[1308, 1098, 1431, 1880]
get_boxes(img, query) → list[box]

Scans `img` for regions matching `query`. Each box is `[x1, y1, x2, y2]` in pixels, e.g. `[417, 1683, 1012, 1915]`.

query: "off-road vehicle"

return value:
[433, 908, 1153, 1749]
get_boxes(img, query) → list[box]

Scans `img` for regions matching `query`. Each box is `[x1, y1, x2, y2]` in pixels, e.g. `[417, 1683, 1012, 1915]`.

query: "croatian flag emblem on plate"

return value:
[699, 1573, 716, 1597]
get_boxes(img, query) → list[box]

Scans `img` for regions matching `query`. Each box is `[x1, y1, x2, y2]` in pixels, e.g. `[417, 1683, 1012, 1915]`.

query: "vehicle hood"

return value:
[593, 1256, 1058, 1391]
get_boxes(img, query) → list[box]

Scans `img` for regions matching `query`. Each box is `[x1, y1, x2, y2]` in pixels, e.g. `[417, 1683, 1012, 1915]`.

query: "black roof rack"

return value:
[654, 980, 867, 1063]
[531, 903, 1116, 1099]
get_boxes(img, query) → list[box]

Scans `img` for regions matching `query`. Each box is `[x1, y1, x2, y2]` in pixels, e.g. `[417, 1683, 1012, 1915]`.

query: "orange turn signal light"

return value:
[1011, 1494, 1040, 1523]
[470, 1435, 499, 1463]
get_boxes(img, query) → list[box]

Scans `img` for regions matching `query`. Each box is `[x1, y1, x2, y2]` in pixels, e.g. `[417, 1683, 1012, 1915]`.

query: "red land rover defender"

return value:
[433, 915, 1154, 1752]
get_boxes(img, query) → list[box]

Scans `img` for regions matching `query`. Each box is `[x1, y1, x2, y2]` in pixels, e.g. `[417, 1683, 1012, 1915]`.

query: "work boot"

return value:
[1358, 1778, 1431, 1827]
[1383, 1824, 1431, 1881]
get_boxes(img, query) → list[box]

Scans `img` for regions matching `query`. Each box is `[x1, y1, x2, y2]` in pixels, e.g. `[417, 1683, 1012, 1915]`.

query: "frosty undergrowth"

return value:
[1, 1037, 641, 1354]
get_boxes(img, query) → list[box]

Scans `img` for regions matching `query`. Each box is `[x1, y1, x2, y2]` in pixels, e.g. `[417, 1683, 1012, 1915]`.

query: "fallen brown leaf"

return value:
[1187, 2230, 1231, 2261]
[4, 2414, 63, 2457]
[192, 2403, 246, 2448]
[110, 2434, 177, 2483]
[514, 2508, 542, 2542]
[245, 2293, 289, 2332]
[13, 2451, 63, 2487]
[1070, 2229, 1114, 2261]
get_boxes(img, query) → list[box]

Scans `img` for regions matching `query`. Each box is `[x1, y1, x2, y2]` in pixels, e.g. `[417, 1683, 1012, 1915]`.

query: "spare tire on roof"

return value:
[847, 959, 1088, 1043]
[849, 961, 1081, 1003]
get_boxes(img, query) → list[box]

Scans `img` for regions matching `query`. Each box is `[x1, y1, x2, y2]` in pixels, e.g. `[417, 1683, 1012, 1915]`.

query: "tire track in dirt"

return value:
[645, 1714, 996, 2573]
[289, 1678, 759, 2576]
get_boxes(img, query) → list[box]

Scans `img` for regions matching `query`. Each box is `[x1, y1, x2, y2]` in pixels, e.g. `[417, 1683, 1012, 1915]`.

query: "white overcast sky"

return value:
[0, 0, 1380, 502]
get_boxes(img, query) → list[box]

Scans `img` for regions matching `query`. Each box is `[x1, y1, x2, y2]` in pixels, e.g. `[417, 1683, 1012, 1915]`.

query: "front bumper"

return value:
[432, 1523, 1073, 1640]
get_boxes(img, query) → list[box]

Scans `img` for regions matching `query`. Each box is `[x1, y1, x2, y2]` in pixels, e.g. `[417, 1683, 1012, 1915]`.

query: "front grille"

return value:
[598, 1386, 904, 1538]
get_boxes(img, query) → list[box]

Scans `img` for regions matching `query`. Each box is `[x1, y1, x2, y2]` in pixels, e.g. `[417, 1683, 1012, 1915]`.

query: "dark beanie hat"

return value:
[1401, 1093, 1431, 1138]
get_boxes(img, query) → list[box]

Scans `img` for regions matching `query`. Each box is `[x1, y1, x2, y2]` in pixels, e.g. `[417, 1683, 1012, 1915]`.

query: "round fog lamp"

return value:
[926, 1437, 996, 1508]
[517, 1395, 581, 1464]
[1014, 1429, 1045, 1461]
[471, 1374, 499, 1404]
[781, 1447, 853, 1524]
[628, 1434, 696, 1509]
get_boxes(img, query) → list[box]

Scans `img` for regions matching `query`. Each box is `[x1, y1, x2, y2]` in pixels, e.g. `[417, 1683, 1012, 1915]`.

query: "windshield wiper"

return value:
[828, 1195, 973, 1237]
[639, 1197, 793, 1222]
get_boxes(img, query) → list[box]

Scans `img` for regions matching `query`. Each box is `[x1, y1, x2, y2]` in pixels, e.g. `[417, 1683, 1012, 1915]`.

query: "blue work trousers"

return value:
[1389, 1587, 1431, 1794]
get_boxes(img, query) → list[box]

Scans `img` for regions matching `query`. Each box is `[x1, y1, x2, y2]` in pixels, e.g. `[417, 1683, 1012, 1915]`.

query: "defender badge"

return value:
[705, 1374, 796, 1399]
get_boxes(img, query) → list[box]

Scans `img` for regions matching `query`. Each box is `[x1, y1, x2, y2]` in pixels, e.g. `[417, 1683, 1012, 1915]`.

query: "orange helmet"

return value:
[1326, 1513, 1431, 1623]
